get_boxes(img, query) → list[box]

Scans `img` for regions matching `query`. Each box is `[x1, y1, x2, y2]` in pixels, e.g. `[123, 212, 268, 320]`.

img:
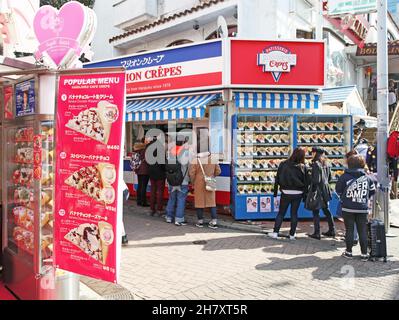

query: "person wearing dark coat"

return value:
[307, 147, 336, 240]
[269, 148, 308, 240]
[147, 137, 166, 216]
[133, 140, 149, 207]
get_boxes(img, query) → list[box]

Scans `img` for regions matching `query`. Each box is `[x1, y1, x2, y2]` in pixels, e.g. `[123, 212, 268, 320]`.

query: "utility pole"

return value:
[376, 0, 390, 233]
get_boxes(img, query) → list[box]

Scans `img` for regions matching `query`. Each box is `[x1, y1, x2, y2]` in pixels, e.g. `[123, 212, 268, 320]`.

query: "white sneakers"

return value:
[268, 232, 278, 239]
[267, 232, 296, 240]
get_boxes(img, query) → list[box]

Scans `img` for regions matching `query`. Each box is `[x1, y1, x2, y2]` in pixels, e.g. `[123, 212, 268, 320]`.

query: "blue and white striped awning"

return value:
[126, 93, 220, 122]
[234, 92, 320, 110]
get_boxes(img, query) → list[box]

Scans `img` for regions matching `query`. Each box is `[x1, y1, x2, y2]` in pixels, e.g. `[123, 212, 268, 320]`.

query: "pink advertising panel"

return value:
[54, 71, 125, 283]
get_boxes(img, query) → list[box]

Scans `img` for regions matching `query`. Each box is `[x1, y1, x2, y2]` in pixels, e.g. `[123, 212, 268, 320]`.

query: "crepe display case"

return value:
[232, 114, 294, 220]
[1, 117, 56, 300]
[232, 114, 353, 220]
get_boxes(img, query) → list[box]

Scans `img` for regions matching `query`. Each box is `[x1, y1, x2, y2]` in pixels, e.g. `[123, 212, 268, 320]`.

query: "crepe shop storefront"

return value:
[85, 39, 352, 220]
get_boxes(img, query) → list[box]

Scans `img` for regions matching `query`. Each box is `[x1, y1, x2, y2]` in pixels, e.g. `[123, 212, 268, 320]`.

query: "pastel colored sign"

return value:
[84, 41, 223, 96]
[54, 72, 125, 283]
[33, 1, 97, 68]
[231, 40, 325, 88]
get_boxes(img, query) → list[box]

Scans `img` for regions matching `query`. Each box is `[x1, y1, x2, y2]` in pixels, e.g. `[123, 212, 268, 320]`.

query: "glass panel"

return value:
[296, 115, 351, 189]
[236, 115, 293, 195]
[40, 121, 54, 272]
[5, 124, 35, 265]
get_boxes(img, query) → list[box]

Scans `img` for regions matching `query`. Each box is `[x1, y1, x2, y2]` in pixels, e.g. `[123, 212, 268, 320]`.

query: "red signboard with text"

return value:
[54, 71, 125, 283]
[230, 39, 325, 88]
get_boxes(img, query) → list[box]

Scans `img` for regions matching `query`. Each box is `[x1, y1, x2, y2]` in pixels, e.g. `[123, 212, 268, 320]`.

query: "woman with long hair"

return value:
[269, 147, 308, 240]
[307, 147, 335, 240]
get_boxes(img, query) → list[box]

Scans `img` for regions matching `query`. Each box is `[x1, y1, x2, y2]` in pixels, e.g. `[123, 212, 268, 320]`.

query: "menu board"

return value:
[3, 86, 14, 119]
[15, 79, 36, 117]
[54, 72, 125, 283]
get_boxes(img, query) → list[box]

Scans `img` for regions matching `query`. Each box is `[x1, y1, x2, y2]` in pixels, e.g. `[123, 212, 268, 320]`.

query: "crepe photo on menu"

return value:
[65, 163, 116, 204]
[64, 222, 114, 265]
[66, 101, 119, 144]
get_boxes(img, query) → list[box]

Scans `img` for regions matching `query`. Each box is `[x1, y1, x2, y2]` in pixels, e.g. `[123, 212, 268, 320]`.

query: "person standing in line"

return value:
[132, 138, 149, 207]
[165, 139, 191, 226]
[147, 136, 166, 216]
[307, 147, 336, 240]
[189, 151, 221, 229]
[336, 155, 376, 261]
[269, 147, 308, 240]
[388, 89, 397, 114]
[121, 179, 130, 245]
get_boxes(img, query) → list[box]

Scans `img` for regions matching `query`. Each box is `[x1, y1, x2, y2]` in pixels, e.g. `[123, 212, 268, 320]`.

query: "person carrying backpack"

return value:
[336, 155, 376, 261]
[132, 139, 149, 207]
[165, 139, 191, 226]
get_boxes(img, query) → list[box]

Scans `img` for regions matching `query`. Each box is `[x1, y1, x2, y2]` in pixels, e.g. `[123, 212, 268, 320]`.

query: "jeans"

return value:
[166, 185, 189, 223]
[273, 193, 302, 236]
[312, 207, 335, 235]
[342, 212, 368, 255]
[150, 179, 165, 212]
[137, 175, 149, 205]
[196, 207, 217, 222]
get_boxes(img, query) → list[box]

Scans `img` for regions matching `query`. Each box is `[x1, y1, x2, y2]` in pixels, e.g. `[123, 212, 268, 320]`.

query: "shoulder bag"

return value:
[198, 158, 217, 192]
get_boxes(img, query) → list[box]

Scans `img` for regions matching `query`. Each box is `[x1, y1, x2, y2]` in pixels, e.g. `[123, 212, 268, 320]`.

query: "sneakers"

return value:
[175, 221, 187, 226]
[121, 235, 128, 246]
[196, 222, 204, 228]
[289, 235, 296, 241]
[165, 217, 172, 223]
[361, 254, 369, 262]
[268, 232, 278, 239]
[307, 233, 321, 240]
[208, 222, 218, 229]
[322, 231, 336, 238]
[342, 251, 353, 259]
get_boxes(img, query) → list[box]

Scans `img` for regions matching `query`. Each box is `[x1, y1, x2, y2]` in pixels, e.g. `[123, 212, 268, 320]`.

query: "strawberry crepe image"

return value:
[65, 163, 116, 204]
[64, 222, 114, 265]
[66, 101, 118, 144]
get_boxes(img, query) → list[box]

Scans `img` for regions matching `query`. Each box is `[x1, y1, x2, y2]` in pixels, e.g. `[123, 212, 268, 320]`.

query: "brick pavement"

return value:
[81, 201, 399, 300]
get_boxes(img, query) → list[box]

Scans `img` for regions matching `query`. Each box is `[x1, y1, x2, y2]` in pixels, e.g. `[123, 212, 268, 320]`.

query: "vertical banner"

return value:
[54, 71, 125, 283]
[3, 86, 14, 119]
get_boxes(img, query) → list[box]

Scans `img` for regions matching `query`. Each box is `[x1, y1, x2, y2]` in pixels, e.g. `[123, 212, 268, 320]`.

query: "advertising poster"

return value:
[260, 197, 272, 213]
[15, 79, 36, 117]
[54, 72, 125, 283]
[246, 197, 258, 213]
[3, 86, 14, 119]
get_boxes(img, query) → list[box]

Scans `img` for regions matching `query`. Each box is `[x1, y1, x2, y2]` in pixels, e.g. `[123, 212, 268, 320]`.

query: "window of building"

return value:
[166, 39, 194, 47]
[206, 25, 237, 40]
[296, 29, 313, 39]
[324, 31, 347, 87]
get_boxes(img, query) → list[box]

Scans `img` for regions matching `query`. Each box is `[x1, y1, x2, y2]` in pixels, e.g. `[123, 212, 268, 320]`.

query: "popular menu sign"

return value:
[84, 40, 223, 96]
[54, 71, 125, 283]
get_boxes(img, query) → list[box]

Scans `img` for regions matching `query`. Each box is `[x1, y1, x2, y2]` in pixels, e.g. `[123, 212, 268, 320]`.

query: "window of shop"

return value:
[296, 29, 313, 39]
[324, 30, 346, 87]
[209, 105, 225, 156]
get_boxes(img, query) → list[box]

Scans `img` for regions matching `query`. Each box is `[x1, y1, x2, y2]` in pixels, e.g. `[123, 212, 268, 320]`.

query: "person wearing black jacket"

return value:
[269, 148, 308, 240]
[147, 136, 167, 216]
[307, 147, 336, 240]
[336, 155, 376, 261]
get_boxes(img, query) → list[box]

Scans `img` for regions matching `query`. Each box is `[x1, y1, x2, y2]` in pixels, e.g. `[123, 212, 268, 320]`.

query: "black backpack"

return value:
[165, 157, 188, 186]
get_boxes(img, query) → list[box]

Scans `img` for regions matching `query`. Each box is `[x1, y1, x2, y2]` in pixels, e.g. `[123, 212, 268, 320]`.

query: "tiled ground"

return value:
[81, 202, 399, 300]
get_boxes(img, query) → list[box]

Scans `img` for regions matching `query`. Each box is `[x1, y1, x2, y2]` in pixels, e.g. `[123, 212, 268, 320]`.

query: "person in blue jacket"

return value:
[336, 155, 376, 261]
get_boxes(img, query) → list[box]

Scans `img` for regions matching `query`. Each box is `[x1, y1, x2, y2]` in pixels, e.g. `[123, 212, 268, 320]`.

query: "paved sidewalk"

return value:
[81, 201, 399, 300]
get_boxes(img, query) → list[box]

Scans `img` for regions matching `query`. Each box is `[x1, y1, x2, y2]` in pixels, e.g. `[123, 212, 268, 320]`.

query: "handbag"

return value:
[198, 158, 217, 192]
[305, 184, 323, 211]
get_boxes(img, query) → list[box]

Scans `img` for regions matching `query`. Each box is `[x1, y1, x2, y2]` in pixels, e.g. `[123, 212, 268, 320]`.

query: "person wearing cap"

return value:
[307, 147, 336, 240]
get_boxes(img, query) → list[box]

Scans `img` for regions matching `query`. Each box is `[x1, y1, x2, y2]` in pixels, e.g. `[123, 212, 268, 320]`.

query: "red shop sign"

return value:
[230, 39, 325, 89]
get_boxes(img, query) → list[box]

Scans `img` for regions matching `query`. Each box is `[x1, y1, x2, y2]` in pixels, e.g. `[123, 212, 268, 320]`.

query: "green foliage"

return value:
[39, 0, 95, 9]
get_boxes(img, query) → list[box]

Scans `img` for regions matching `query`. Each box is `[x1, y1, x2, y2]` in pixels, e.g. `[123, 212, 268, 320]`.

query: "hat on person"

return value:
[312, 147, 325, 155]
